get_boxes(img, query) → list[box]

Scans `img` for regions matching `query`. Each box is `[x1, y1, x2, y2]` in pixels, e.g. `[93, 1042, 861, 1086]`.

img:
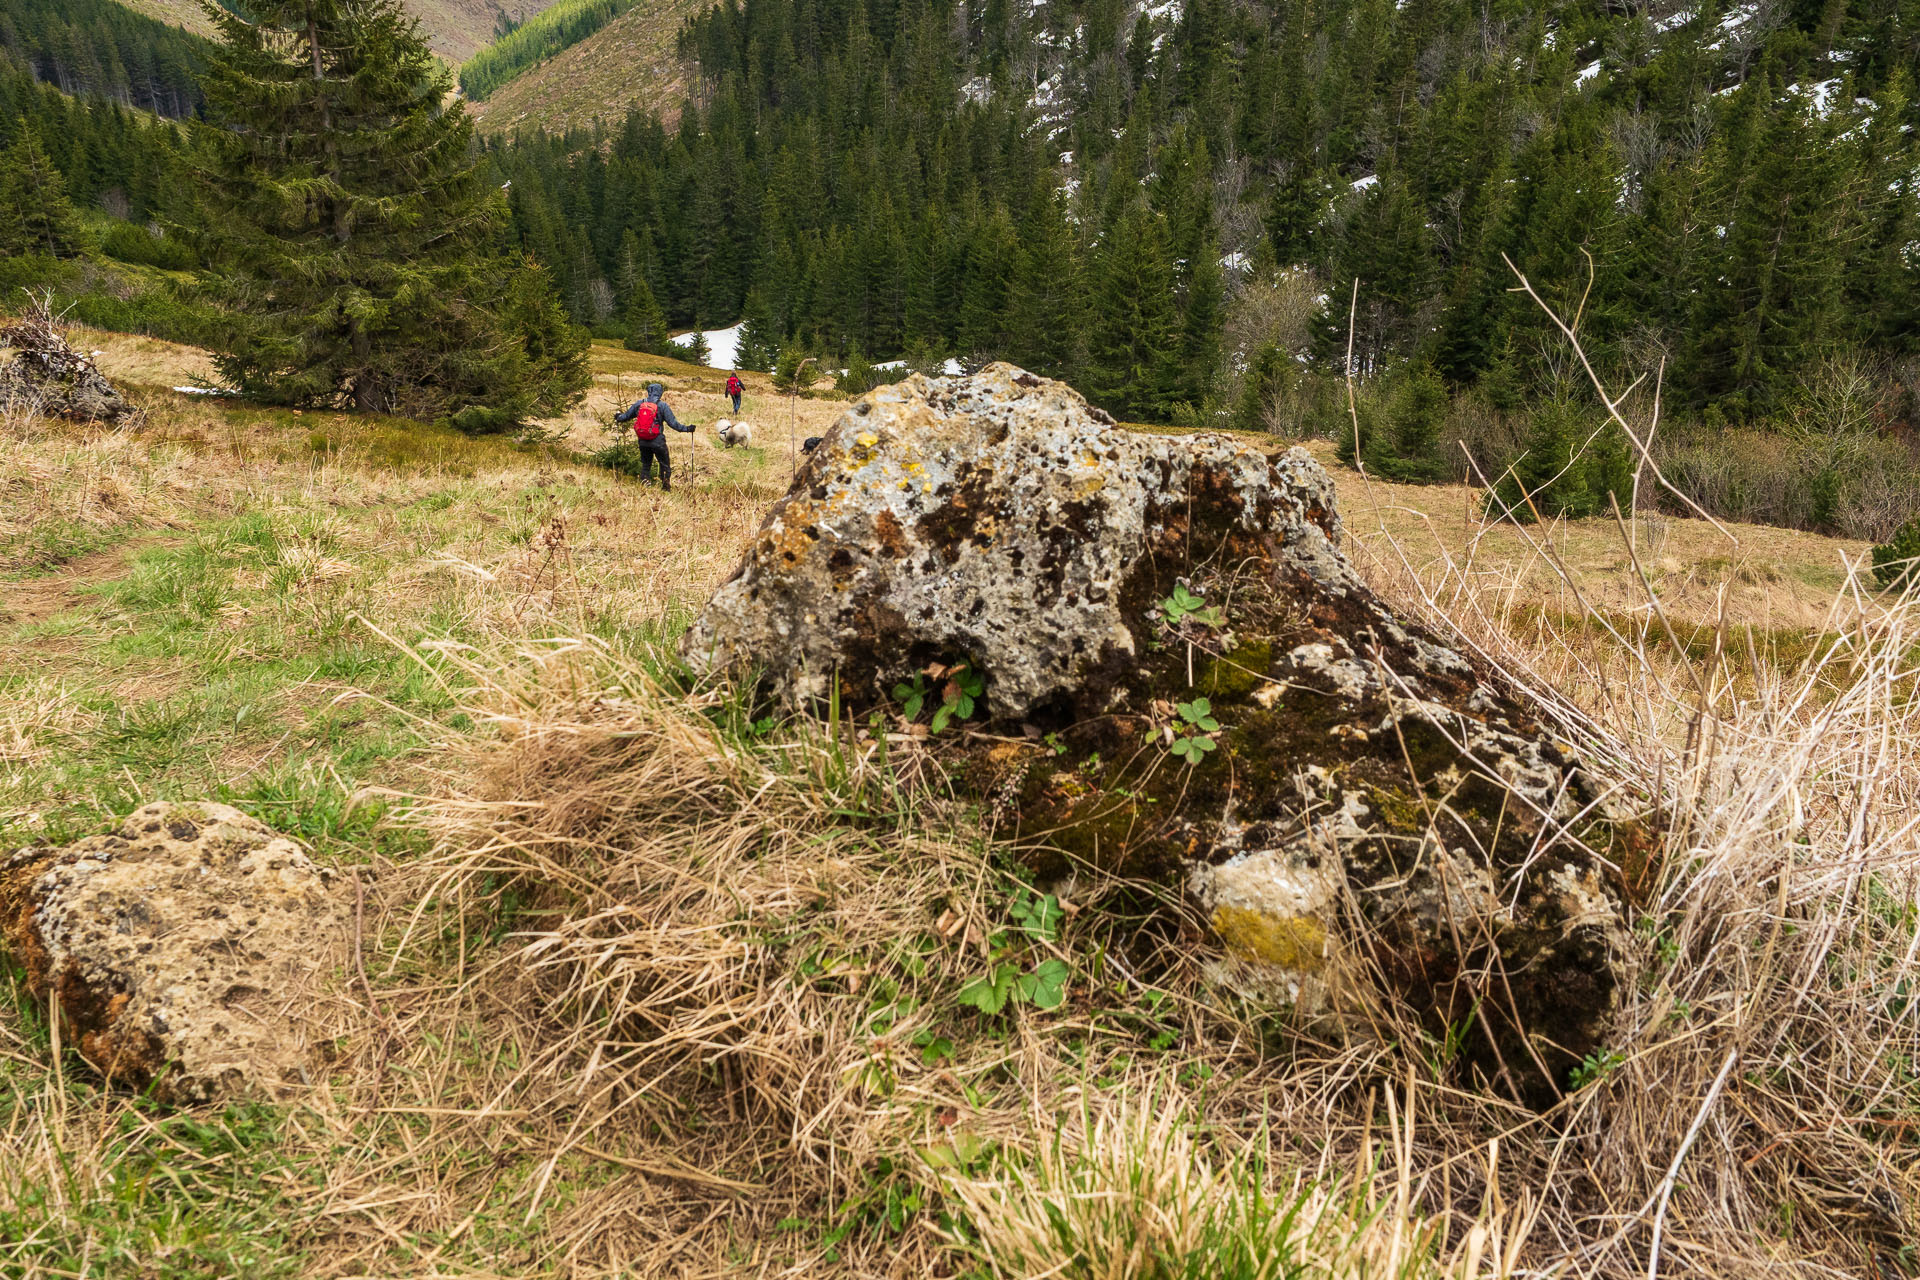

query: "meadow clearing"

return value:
[1, 332, 1913, 1278]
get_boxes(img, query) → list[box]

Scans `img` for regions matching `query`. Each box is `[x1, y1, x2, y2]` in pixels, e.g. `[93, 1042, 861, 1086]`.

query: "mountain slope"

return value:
[106, 0, 213, 36]
[103, 0, 558, 63]
[465, 0, 697, 134]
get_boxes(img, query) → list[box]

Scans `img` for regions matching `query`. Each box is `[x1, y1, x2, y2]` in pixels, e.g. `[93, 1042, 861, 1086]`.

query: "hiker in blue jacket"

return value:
[615, 382, 695, 491]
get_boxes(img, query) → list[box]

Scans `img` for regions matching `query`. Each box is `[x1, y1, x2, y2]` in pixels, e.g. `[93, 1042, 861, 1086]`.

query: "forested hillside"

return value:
[0, 0, 208, 117]
[2, 0, 1915, 536]
[492, 0, 1920, 533]
[0, 58, 193, 234]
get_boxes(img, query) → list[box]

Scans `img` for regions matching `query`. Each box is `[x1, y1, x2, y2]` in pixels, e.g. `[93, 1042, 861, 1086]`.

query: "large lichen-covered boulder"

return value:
[0, 802, 347, 1103]
[687, 365, 1646, 1101]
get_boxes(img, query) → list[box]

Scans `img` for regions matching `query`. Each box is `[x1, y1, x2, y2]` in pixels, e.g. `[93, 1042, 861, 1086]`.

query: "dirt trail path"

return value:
[3, 537, 177, 630]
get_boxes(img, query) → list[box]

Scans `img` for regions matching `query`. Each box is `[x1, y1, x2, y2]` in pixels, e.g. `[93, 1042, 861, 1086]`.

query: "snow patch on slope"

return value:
[670, 324, 744, 369]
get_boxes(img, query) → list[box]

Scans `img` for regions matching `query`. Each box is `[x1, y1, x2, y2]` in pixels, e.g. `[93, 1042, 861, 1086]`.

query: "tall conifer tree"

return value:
[0, 126, 84, 257]
[193, 0, 587, 430]
[1085, 204, 1182, 420]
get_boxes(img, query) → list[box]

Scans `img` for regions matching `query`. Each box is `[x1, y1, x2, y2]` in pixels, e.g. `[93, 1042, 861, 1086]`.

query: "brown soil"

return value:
[1, 537, 176, 630]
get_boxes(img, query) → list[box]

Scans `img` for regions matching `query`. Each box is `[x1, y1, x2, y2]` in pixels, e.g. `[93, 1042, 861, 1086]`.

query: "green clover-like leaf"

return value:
[1012, 892, 1063, 942]
[1015, 958, 1070, 1010]
[955, 963, 1020, 1016]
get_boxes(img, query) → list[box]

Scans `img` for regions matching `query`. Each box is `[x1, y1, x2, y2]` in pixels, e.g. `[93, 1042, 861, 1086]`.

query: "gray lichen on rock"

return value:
[0, 801, 347, 1103]
[687, 364, 1653, 1102]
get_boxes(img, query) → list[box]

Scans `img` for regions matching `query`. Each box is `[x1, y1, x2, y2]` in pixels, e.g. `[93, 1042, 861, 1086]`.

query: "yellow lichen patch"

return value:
[1210, 904, 1328, 973]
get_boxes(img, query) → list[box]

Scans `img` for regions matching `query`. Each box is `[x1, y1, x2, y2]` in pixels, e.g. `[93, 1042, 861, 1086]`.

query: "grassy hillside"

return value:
[102, 0, 561, 63]
[2, 332, 1914, 1276]
[105, 0, 214, 35]
[466, 0, 697, 134]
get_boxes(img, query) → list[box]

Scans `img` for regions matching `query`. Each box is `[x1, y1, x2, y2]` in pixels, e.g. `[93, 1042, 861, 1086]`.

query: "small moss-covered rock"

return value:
[688, 365, 1646, 1103]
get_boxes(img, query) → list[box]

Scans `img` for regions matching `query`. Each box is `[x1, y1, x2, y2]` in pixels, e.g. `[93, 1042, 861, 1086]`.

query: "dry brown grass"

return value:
[349, 572, 1917, 1277]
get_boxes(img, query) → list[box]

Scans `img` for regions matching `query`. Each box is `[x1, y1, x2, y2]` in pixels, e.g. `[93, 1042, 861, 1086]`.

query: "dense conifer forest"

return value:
[0, 0, 208, 117]
[0, 59, 191, 224]
[488, 0, 1919, 532]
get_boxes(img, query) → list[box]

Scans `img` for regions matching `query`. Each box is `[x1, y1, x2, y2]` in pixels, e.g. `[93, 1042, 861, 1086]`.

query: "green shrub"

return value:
[772, 345, 817, 394]
[836, 351, 911, 396]
[63, 287, 224, 347]
[1232, 341, 1294, 434]
[100, 221, 196, 271]
[589, 441, 648, 476]
[1486, 400, 1633, 522]
[1336, 364, 1451, 482]
[1872, 516, 1920, 593]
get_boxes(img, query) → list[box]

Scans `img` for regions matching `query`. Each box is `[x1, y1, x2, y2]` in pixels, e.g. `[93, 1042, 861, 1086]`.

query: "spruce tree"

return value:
[0, 126, 85, 258]
[192, 0, 588, 430]
[1176, 236, 1225, 409]
[1488, 401, 1632, 522]
[736, 287, 783, 372]
[1005, 176, 1085, 381]
[1085, 204, 1182, 421]
[1339, 364, 1451, 482]
[1233, 341, 1293, 433]
[624, 272, 671, 353]
[1266, 165, 1328, 266]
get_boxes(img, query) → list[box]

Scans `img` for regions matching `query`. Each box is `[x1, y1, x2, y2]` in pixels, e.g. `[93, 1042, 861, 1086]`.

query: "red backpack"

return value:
[727, 375, 743, 395]
[632, 401, 662, 441]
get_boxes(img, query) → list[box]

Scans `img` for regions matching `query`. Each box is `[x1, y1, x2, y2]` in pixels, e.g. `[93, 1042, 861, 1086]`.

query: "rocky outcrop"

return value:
[0, 802, 347, 1103]
[0, 307, 137, 424]
[688, 365, 1650, 1102]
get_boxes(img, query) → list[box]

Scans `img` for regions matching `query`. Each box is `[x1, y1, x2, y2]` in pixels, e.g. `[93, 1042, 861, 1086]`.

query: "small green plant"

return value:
[1161, 697, 1219, 765]
[1009, 887, 1063, 942]
[892, 661, 985, 734]
[956, 958, 1071, 1015]
[953, 888, 1072, 1016]
[892, 672, 931, 720]
[1159, 583, 1224, 630]
[1569, 1046, 1624, 1090]
[911, 1026, 955, 1064]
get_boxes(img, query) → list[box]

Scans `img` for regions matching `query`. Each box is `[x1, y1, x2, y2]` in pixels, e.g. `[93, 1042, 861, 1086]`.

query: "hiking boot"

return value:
[661, 478, 672, 493]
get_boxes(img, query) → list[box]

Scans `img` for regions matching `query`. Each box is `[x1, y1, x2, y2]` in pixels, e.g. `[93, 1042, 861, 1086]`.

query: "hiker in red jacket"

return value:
[726, 372, 744, 414]
[614, 382, 695, 491]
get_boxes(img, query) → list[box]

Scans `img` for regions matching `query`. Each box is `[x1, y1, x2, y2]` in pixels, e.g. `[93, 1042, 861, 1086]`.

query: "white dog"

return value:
[714, 418, 754, 448]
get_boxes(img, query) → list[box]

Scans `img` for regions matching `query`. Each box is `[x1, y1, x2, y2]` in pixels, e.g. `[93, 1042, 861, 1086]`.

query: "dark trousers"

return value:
[637, 440, 671, 484]
[730, 392, 741, 413]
